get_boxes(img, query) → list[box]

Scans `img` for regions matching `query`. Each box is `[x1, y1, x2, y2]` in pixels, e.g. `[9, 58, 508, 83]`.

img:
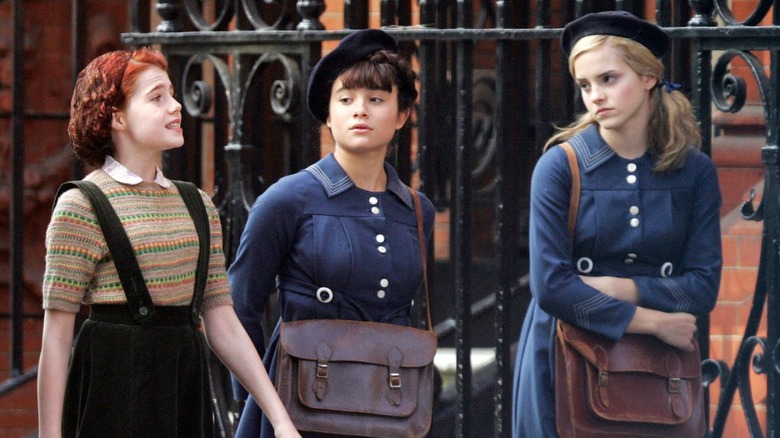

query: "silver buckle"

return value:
[316, 287, 334, 303]
[389, 372, 401, 388]
[317, 363, 329, 379]
[668, 377, 682, 393]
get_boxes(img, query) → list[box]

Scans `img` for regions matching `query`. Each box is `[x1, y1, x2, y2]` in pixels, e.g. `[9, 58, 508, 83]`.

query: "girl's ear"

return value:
[111, 110, 126, 131]
[642, 75, 658, 91]
[395, 108, 411, 130]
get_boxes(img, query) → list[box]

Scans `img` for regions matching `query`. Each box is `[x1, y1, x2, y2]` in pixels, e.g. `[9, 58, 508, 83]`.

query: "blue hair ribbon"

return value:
[659, 79, 682, 93]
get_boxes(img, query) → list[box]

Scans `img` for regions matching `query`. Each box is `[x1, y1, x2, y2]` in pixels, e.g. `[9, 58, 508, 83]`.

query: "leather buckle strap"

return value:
[594, 345, 610, 408]
[668, 377, 682, 393]
[387, 347, 404, 406]
[317, 364, 329, 379]
[315, 343, 333, 401]
[598, 371, 609, 387]
[389, 372, 401, 389]
[665, 351, 687, 418]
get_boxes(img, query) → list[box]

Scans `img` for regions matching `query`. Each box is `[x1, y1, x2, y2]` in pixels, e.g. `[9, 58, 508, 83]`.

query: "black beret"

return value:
[307, 29, 399, 123]
[561, 11, 669, 58]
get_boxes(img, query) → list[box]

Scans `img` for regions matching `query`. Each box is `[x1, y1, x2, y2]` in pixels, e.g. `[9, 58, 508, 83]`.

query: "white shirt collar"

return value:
[102, 156, 173, 188]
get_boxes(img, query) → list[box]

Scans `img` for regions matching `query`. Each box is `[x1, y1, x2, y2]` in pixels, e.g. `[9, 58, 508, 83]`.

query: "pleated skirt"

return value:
[62, 305, 213, 438]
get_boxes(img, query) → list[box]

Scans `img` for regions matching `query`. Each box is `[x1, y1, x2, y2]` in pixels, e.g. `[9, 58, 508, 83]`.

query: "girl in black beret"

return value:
[512, 11, 721, 437]
[229, 28, 436, 438]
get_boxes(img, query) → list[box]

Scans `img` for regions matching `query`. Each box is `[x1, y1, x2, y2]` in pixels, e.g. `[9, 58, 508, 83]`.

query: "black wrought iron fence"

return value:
[5, 0, 780, 437]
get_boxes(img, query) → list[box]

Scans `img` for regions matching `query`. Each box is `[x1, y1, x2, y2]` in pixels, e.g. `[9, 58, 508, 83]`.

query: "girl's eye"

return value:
[339, 96, 352, 104]
[577, 82, 590, 91]
[370, 96, 384, 103]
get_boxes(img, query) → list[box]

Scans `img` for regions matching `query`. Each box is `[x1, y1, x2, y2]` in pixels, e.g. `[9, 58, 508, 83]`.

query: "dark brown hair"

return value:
[67, 47, 168, 167]
[336, 50, 418, 116]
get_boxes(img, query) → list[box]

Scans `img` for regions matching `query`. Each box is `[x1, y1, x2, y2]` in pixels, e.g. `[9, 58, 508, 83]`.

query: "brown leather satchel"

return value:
[276, 319, 436, 437]
[275, 187, 436, 437]
[554, 143, 706, 438]
[555, 320, 706, 437]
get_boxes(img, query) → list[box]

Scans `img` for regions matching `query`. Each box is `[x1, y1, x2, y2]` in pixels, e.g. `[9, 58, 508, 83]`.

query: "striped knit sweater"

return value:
[42, 169, 232, 313]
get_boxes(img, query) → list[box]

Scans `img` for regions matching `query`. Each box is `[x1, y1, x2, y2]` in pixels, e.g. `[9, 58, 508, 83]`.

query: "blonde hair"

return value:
[545, 35, 700, 172]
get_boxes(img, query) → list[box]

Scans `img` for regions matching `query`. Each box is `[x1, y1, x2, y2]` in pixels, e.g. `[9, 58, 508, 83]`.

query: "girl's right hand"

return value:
[628, 307, 697, 352]
[652, 311, 698, 351]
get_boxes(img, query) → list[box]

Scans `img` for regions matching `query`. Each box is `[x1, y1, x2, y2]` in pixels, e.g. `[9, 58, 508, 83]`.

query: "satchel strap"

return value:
[560, 142, 579, 236]
[409, 187, 432, 332]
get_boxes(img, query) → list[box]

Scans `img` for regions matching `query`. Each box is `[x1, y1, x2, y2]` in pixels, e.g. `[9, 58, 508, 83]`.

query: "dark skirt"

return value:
[62, 305, 213, 438]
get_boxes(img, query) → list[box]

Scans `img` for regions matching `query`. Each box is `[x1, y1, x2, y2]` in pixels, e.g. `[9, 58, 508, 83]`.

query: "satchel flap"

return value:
[280, 319, 437, 367]
[559, 321, 700, 378]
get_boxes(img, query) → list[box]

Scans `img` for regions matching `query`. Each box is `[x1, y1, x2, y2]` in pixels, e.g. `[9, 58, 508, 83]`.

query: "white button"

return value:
[376, 234, 385, 243]
[380, 278, 389, 287]
[630, 218, 640, 227]
[629, 206, 639, 215]
[626, 175, 637, 184]
[627, 163, 637, 172]
[371, 206, 380, 214]
[624, 258, 634, 264]
[377, 290, 386, 299]
[627, 253, 637, 259]
[378, 246, 387, 253]
[369, 197, 378, 205]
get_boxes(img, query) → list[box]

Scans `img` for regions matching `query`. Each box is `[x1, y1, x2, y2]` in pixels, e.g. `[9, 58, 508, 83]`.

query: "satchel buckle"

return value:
[317, 363, 329, 379]
[668, 377, 682, 393]
[389, 372, 402, 388]
[598, 371, 609, 387]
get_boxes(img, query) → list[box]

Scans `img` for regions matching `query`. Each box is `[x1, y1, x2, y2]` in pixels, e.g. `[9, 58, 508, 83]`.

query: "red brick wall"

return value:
[0, 317, 42, 438]
[705, 0, 772, 431]
[709, 176, 766, 437]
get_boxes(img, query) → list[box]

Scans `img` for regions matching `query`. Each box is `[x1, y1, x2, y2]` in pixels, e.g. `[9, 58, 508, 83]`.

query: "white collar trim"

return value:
[102, 156, 173, 188]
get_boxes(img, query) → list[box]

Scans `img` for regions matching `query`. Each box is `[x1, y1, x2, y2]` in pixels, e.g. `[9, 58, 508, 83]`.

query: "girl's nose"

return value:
[589, 86, 605, 102]
[353, 98, 368, 117]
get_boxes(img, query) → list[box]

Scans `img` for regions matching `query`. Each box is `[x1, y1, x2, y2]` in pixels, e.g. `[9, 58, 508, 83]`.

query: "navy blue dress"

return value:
[228, 153, 435, 438]
[511, 125, 722, 437]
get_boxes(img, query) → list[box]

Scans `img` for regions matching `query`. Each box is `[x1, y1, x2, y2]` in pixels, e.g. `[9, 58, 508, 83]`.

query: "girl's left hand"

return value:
[274, 423, 302, 438]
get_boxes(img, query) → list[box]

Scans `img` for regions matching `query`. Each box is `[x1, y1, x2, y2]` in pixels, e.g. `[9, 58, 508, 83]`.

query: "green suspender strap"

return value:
[172, 181, 211, 325]
[53, 180, 210, 326]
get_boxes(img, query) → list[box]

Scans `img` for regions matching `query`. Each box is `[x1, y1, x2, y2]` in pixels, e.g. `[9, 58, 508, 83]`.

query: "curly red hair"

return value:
[68, 47, 168, 167]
